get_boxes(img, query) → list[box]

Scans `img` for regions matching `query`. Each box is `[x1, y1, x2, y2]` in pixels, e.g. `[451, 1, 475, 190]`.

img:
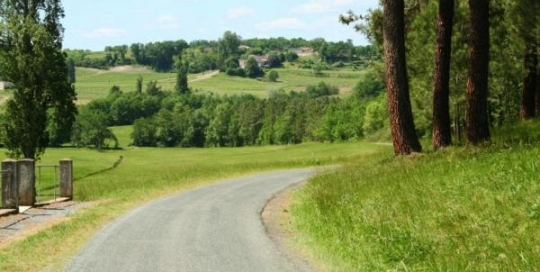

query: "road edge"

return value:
[261, 181, 319, 272]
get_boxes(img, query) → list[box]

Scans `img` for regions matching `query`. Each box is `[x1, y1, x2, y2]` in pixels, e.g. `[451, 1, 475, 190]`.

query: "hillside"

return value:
[74, 65, 366, 103]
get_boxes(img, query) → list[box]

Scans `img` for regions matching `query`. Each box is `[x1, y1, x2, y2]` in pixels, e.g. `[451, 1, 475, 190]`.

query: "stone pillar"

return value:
[1, 159, 18, 209]
[60, 159, 73, 199]
[18, 159, 35, 206]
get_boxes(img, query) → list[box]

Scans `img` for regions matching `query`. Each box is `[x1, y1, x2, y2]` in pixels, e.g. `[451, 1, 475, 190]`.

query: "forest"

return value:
[344, 0, 539, 154]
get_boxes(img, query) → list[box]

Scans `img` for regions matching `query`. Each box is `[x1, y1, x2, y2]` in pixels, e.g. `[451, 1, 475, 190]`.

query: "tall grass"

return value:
[292, 126, 540, 271]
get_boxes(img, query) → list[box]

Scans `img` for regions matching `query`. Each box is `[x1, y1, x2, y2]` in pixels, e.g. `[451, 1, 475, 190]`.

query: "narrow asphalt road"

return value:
[66, 168, 316, 272]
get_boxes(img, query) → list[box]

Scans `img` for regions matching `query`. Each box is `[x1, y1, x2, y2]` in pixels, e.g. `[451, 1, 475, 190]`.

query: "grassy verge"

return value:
[0, 141, 382, 271]
[292, 135, 540, 271]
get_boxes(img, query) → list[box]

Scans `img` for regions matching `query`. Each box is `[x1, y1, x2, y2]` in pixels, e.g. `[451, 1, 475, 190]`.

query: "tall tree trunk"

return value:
[382, 0, 422, 155]
[466, 0, 490, 145]
[521, 43, 538, 119]
[432, 0, 455, 150]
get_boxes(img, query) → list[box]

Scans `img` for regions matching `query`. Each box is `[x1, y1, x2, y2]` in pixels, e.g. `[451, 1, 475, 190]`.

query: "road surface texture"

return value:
[67, 168, 316, 272]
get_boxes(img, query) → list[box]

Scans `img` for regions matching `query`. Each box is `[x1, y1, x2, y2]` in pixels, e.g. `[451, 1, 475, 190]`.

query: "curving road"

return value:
[66, 168, 316, 272]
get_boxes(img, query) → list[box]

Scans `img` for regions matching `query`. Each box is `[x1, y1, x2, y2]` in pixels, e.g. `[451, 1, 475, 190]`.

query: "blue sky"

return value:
[61, 0, 379, 51]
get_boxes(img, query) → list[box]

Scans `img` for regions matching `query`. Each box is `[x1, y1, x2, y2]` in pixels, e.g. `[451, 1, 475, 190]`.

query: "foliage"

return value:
[305, 82, 340, 98]
[353, 70, 386, 100]
[244, 56, 264, 78]
[0, 0, 77, 159]
[175, 61, 190, 95]
[267, 70, 279, 82]
[71, 109, 117, 149]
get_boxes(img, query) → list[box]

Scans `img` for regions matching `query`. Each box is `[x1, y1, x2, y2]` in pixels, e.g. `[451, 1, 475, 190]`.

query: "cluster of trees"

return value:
[67, 75, 385, 149]
[65, 31, 380, 74]
[342, 0, 540, 154]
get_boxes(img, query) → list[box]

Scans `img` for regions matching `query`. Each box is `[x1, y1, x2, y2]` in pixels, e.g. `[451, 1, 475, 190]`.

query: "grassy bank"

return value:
[292, 130, 540, 271]
[0, 142, 383, 271]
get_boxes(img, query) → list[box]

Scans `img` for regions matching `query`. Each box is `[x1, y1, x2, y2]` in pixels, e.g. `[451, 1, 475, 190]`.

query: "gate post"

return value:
[18, 159, 35, 206]
[1, 159, 18, 209]
[60, 159, 73, 200]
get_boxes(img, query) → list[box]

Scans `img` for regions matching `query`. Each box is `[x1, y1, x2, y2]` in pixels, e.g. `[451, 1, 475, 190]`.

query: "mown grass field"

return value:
[74, 66, 365, 103]
[75, 66, 178, 103]
[0, 141, 385, 271]
[291, 122, 540, 271]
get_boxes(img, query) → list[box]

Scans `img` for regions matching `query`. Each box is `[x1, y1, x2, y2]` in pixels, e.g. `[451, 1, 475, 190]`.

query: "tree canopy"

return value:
[0, 0, 77, 159]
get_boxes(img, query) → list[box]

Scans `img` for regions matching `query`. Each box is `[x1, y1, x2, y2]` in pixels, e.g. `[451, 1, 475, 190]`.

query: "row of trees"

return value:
[343, 0, 539, 154]
[69, 75, 385, 149]
[66, 32, 380, 73]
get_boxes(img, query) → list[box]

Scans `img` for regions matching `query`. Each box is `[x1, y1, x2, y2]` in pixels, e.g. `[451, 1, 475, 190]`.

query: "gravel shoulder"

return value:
[0, 201, 96, 249]
[262, 183, 319, 272]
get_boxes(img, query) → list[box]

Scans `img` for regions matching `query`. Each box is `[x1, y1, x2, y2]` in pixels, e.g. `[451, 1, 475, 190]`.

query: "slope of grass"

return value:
[75, 66, 366, 103]
[75, 67, 179, 102]
[0, 141, 383, 271]
[292, 123, 540, 271]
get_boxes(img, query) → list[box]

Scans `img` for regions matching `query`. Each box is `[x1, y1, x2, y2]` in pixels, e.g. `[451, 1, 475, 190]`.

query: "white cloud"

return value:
[85, 28, 128, 38]
[227, 7, 256, 19]
[157, 15, 180, 30]
[294, 0, 368, 14]
[255, 18, 309, 31]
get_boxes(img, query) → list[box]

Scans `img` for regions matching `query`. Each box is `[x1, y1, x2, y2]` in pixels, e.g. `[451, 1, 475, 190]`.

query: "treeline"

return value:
[340, 0, 540, 154]
[66, 74, 385, 149]
[64, 31, 380, 72]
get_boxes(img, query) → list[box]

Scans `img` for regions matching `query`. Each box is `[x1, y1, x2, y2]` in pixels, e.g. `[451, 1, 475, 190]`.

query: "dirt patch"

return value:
[262, 183, 319, 272]
[189, 70, 219, 83]
[109, 65, 152, 73]
[0, 201, 97, 249]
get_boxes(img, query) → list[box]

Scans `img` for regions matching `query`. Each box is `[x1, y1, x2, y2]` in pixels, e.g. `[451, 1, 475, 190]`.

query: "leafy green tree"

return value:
[267, 70, 279, 82]
[71, 109, 117, 150]
[353, 71, 386, 100]
[130, 43, 144, 64]
[146, 80, 162, 96]
[136, 75, 143, 94]
[175, 60, 190, 95]
[217, 31, 242, 71]
[363, 98, 387, 135]
[131, 118, 157, 147]
[244, 56, 264, 78]
[0, 0, 77, 159]
[205, 103, 232, 147]
[284, 51, 299, 62]
[306, 82, 339, 98]
[266, 53, 282, 68]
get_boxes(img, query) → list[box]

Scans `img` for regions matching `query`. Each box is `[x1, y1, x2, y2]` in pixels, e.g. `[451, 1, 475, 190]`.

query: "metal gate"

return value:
[36, 164, 60, 204]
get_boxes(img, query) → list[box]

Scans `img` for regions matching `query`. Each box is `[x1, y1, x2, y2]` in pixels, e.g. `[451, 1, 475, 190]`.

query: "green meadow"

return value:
[2, 64, 539, 271]
[0, 141, 385, 271]
[74, 65, 365, 103]
[291, 123, 540, 271]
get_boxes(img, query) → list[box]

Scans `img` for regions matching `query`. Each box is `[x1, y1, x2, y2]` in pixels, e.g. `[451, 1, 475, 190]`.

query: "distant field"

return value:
[75, 66, 179, 103]
[75, 65, 366, 103]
